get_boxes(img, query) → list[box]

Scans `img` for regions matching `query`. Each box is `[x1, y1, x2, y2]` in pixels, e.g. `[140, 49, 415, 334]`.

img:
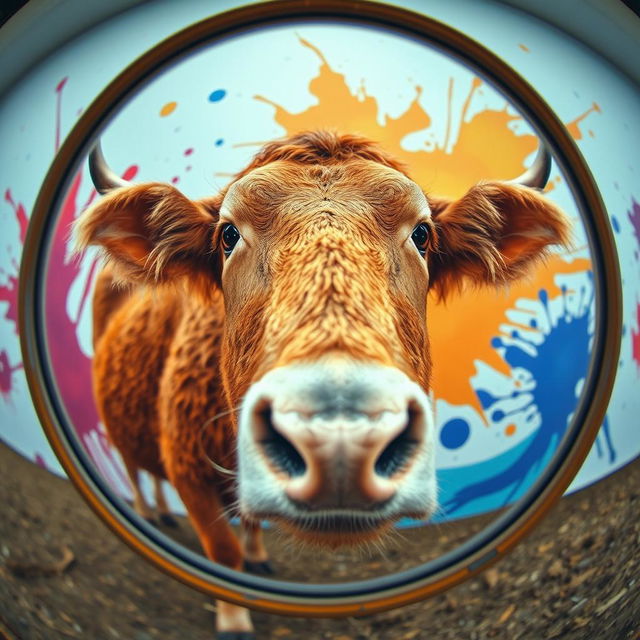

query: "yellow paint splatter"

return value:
[518, 44, 530, 53]
[160, 101, 177, 117]
[256, 37, 593, 416]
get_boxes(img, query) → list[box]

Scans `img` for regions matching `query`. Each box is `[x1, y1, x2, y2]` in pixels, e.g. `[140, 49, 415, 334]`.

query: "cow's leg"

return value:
[152, 475, 178, 527]
[123, 459, 156, 524]
[241, 519, 273, 576]
[173, 478, 253, 637]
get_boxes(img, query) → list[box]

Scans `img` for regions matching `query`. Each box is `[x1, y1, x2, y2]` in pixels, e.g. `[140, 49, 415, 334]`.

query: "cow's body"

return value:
[78, 131, 570, 638]
[93, 268, 230, 487]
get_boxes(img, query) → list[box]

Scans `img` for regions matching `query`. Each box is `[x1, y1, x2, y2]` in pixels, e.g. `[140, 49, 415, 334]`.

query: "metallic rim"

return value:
[19, 0, 622, 617]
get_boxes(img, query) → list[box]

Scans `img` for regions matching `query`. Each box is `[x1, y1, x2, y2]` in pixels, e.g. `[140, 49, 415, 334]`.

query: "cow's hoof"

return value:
[216, 632, 256, 639]
[243, 559, 275, 576]
[159, 513, 179, 528]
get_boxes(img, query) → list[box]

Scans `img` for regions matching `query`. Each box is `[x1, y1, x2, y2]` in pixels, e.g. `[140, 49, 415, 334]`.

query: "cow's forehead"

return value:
[220, 159, 430, 227]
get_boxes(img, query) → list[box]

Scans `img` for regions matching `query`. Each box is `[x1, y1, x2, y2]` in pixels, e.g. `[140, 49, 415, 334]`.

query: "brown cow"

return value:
[76, 130, 569, 638]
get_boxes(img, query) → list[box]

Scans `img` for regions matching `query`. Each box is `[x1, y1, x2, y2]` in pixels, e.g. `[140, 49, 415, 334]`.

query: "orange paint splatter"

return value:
[566, 102, 601, 140]
[160, 101, 177, 117]
[254, 37, 533, 199]
[505, 424, 517, 436]
[518, 44, 530, 53]
[256, 37, 593, 415]
[544, 175, 563, 193]
[428, 256, 591, 416]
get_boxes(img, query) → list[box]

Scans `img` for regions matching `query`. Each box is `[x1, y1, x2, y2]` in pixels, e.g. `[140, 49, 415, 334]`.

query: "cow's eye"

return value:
[221, 224, 241, 255]
[411, 223, 429, 255]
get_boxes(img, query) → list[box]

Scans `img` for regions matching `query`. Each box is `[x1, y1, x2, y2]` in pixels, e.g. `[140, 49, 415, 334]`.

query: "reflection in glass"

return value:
[42, 22, 594, 584]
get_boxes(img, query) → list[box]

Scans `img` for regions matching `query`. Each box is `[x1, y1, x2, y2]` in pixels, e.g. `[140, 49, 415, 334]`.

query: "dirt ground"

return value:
[1, 441, 639, 640]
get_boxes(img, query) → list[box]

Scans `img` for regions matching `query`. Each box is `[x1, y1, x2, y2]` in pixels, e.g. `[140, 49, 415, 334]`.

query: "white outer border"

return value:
[1, 0, 639, 100]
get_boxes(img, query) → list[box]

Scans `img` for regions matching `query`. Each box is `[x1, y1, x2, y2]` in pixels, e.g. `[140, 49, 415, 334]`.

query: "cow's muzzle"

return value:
[237, 358, 437, 545]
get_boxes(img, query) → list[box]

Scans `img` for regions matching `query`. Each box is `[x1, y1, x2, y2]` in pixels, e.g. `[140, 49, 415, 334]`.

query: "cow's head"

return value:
[77, 131, 569, 548]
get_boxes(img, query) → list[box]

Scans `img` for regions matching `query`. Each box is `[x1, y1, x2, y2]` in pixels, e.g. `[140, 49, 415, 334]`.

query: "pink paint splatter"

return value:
[55, 77, 69, 151]
[0, 75, 138, 489]
[184, 147, 194, 156]
[44, 163, 135, 471]
[0, 189, 28, 334]
[45, 76, 139, 456]
[4, 189, 28, 243]
[0, 349, 22, 400]
[0, 75, 139, 489]
[121, 165, 138, 182]
[0, 272, 18, 331]
[633, 303, 640, 371]
[35, 453, 47, 469]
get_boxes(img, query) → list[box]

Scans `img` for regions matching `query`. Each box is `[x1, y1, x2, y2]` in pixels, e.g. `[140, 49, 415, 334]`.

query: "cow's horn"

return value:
[506, 141, 552, 190]
[88, 141, 132, 194]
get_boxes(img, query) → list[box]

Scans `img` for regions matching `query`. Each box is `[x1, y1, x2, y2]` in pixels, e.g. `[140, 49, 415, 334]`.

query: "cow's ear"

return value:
[75, 183, 221, 287]
[428, 182, 571, 298]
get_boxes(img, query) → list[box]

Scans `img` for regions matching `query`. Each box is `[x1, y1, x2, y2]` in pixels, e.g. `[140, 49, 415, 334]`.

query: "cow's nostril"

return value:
[258, 407, 307, 477]
[374, 407, 421, 478]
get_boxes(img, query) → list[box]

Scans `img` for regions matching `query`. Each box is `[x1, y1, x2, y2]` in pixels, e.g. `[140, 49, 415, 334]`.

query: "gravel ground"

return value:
[1, 441, 639, 640]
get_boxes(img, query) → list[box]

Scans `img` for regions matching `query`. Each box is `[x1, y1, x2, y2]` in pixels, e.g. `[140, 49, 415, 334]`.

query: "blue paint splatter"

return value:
[208, 89, 226, 102]
[476, 389, 496, 410]
[436, 432, 553, 521]
[611, 215, 620, 233]
[441, 278, 615, 516]
[440, 418, 470, 449]
[215, 138, 224, 146]
[594, 416, 616, 464]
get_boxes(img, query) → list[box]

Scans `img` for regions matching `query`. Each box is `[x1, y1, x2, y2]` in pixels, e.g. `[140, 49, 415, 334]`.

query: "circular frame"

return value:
[19, 0, 622, 618]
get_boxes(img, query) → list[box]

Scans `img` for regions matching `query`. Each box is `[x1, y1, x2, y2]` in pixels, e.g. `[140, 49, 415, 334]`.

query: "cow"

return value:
[76, 130, 570, 638]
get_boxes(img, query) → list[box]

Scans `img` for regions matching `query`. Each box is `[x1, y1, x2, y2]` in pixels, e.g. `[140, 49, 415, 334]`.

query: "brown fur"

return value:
[427, 184, 571, 299]
[76, 131, 570, 633]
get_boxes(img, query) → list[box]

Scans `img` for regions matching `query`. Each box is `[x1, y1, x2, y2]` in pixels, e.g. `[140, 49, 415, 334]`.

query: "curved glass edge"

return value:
[18, 0, 622, 613]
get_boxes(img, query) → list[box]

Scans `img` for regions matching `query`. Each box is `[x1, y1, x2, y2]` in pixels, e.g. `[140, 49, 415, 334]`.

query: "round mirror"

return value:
[20, 0, 621, 623]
